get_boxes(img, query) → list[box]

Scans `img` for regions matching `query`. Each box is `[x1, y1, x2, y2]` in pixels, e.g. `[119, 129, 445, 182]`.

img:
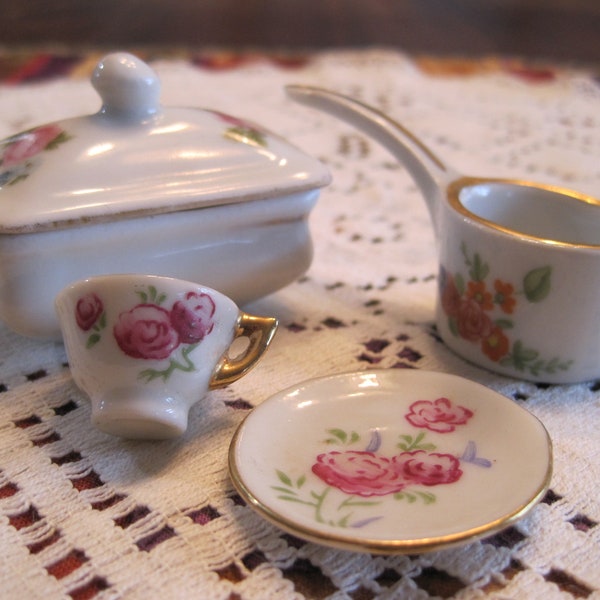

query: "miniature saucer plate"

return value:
[228, 369, 552, 554]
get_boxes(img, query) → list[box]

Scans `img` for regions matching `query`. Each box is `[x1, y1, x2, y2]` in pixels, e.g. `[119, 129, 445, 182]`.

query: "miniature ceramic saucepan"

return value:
[287, 85, 600, 384]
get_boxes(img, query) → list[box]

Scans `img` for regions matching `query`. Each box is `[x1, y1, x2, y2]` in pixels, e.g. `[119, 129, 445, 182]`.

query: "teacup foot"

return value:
[91, 389, 189, 440]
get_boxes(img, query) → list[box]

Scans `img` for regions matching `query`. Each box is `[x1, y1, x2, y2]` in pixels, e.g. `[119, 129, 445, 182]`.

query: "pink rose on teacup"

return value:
[75, 293, 104, 331]
[114, 304, 180, 360]
[170, 291, 216, 344]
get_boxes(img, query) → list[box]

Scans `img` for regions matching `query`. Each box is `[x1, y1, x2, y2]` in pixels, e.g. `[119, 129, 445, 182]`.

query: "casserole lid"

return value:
[0, 53, 331, 233]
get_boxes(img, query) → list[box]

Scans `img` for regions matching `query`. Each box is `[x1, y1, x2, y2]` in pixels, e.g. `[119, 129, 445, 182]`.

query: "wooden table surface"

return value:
[1, 0, 599, 67]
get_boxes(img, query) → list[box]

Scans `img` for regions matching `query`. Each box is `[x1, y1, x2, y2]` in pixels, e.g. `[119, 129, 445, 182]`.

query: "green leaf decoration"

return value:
[134, 285, 167, 305]
[331, 428, 347, 442]
[225, 126, 267, 147]
[337, 514, 351, 527]
[500, 339, 572, 375]
[45, 131, 72, 150]
[397, 431, 436, 452]
[417, 491, 436, 504]
[8, 173, 29, 186]
[454, 272, 465, 295]
[276, 470, 293, 487]
[86, 333, 101, 349]
[523, 266, 552, 302]
[494, 318, 514, 330]
[394, 490, 437, 505]
[470, 252, 490, 282]
[395, 491, 417, 503]
[461, 242, 489, 281]
[512, 340, 540, 363]
[339, 497, 381, 509]
[277, 495, 306, 504]
[448, 317, 459, 337]
[272, 486, 296, 495]
[323, 428, 360, 445]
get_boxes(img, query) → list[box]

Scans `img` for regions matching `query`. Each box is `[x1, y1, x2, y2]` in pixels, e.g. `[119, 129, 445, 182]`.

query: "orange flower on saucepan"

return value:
[481, 326, 510, 361]
[465, 280, 494, 311]
[494, 279, 516, 314]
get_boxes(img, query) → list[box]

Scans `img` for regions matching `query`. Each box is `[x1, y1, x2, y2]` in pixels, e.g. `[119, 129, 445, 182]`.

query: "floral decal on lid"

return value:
[0, 124, 71, 186]
[273, 396, 491, 528]
[213, 111, 268, 147]
[75, 285, 215, 382]
[439, 242, 573, 377]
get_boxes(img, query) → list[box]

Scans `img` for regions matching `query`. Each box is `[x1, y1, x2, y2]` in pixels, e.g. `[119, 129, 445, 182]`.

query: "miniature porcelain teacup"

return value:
[288, 85, 600, 383]
[55, 274, 278, 439]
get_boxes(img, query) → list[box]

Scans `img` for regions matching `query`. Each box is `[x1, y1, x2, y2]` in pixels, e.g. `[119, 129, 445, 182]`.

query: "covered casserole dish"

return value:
[0, 53, 331, 339]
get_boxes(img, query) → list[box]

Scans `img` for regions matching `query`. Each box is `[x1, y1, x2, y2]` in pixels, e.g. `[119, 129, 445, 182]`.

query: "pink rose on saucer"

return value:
[312, 451, 408, 497]
[394, 450, 462, 487]
[114, 304, 180, 360]
[405, 397, 473, 433]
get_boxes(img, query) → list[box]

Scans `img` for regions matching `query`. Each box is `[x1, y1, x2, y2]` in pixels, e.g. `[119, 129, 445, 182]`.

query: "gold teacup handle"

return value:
[209, 313, 278, 389]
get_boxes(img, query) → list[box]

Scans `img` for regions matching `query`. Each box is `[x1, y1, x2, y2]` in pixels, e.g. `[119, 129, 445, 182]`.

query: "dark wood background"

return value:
[1, 0, 599, 67]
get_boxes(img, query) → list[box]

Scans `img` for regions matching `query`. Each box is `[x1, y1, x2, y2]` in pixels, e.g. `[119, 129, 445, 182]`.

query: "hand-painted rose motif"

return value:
[405, 397, 473, 433]
[394, 450, 462, 486]
[2, 125, 64, 168]
[440, 242, 572, 377]
[440, 272, 461, 318]
[170, 292, 215, 344]
[114, 304, 180, 360]
[75, 293, 104, 331]
[312, 448, 463, 497]
[312, 451, 408, 497]
[213, 111, 268, 147]
[274, 394, 489, 530]
[77, 285, 217, 382]
[456, 297, 493, 342]
[0, 124, 71, 186]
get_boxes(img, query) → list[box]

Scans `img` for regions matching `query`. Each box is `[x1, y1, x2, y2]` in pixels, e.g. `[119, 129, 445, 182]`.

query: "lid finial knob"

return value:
[92, 53, 161, 120]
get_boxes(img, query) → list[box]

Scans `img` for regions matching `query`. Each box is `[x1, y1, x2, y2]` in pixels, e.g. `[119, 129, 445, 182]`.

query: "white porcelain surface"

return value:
[0, 54, 330, 338]
[0, 54, 330, 232]
[1, 191, 316, 339]
[288, 85, 600, 383]
[229, 369, 552, 554]
[56, 274, 277, 440]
